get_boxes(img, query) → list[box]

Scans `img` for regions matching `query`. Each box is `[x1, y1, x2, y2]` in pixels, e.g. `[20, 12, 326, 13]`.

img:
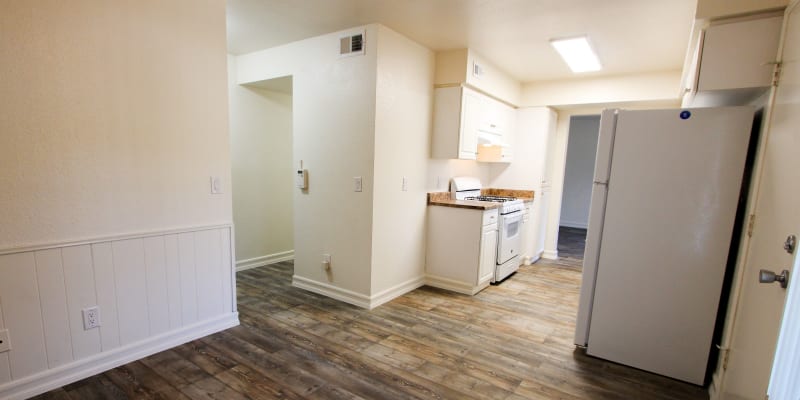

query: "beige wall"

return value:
[371, 25, 434, 296]
[426, 160, 490, 192]
[0, 0, 232, 249]
[521, 70, 683, 108]
[433, 49, 522, 106]
[466, 50, 522, 106]
[228, 56, 294, 265]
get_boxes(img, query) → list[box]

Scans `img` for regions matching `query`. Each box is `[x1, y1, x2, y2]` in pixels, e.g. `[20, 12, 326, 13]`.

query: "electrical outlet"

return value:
[82, 306, 101, 330]
[353, 176, 362, 192]
[0, 329, 10, 353]
[402, 177, 408, 192]
[322, 254, 331, 271]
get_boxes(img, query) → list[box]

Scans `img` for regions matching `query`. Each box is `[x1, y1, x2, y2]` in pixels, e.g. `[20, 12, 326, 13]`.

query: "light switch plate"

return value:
[0, 329, 10, 353]
[354, 176, 362, 192]
[402, 177, 408, 192]
[210, 176, 222, 194]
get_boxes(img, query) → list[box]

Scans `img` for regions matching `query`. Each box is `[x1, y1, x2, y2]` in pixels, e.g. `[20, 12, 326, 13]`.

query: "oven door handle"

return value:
[502, 212, 523, 224]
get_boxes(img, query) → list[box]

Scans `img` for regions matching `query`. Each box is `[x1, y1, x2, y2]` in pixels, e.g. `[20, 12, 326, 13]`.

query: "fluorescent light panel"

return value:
[550, 36, 601, 73]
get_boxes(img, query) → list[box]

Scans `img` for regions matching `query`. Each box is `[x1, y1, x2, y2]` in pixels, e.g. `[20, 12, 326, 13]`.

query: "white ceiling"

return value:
[226, 0, 697, 83]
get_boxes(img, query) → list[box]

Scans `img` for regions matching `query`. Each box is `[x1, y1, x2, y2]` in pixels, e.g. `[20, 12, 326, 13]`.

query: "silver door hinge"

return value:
[747, 214, 756, 237]
[722, 348, 730, 370]
[772, 62, 782, 87]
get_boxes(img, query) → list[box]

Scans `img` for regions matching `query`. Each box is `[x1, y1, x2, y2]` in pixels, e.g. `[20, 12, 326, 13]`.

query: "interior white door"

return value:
[722, 2, 800, 398]
[586, 107, 754, 385]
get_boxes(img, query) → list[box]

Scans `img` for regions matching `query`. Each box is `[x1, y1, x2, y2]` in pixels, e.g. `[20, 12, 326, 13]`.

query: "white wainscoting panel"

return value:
[33, 249, 73, 369]
[143, 237, 170, 337]
[91, 242, 121, 352]
[163, 235, 183, 330]
[0, 225, 238, 399]
[0, 253, 47, 379]
[195, 230, 223, 321]
[61, 245, 102, 360]
[177, 233, 199, 326]
[0, 296, 11, 384]
[221, 231, 234, 314]
[112, 239, 150, 346]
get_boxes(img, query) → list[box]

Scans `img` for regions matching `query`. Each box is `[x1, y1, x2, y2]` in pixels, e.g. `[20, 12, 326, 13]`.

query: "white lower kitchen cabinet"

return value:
[426, 206, 498, 295]
[519, 201, 532, 265]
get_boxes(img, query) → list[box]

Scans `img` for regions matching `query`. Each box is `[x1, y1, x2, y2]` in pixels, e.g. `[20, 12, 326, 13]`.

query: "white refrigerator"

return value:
[574, 107, 755, 385]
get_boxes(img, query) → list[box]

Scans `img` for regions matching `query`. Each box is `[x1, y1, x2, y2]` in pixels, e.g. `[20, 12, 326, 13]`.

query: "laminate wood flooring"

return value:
[556, 227, 587, 269]
[34, 260, 707, 400]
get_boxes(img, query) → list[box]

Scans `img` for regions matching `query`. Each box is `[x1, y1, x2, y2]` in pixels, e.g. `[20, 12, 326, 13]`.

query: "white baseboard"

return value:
[236, 250, 294, 272]
[542, 249, 558, 260]
[560, 221, 588, 229]
[0, 313, 239, 400]
[292, 276, 371, 309]
[292, 275, 426, 310]
[424, 274, 488, 295]
[369, 276, 426, 309]
[529, 250, 544, 264]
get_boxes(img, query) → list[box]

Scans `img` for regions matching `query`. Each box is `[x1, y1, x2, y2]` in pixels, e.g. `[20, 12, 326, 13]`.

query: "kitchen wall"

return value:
[426, 160, 490, 192]
[434, 49, 521, 107]
[521, 70, 682, 108]
[559, 115, 601, 229]
[228, 57, 294, 270]
[0, 1, 236, 398]
[236, 25, 379, 303]
[370, 25, 434, 299]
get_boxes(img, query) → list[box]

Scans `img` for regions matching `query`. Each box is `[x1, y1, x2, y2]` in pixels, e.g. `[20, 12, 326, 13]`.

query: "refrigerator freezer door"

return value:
[585, 107, 754, 384]
[575, 109, 618, 346]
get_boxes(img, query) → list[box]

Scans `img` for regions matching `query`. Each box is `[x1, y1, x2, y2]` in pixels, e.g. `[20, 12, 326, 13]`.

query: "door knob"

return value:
[759, 269, 789, 289]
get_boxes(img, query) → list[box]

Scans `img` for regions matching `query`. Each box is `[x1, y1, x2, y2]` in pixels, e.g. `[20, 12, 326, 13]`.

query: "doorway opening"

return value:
[555, 114, 600, 268]
[229, 75, 294, 273]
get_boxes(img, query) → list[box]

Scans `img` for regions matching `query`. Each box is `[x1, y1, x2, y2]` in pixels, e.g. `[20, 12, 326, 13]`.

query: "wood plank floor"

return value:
[34, 260, 707, 400]
[556, 227, 587, 269]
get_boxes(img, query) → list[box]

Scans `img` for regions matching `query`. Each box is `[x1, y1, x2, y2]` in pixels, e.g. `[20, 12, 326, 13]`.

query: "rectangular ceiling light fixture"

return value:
[550, 36, 602, 73]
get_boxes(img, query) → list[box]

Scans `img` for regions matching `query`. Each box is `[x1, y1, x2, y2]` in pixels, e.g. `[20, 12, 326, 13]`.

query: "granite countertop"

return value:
[482, 188, 535, 202]
[427, 192, 499, 210]
[427, 188, 535, 210]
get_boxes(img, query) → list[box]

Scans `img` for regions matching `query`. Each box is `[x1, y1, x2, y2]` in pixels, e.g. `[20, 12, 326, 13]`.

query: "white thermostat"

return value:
[296, 169, 308, 189]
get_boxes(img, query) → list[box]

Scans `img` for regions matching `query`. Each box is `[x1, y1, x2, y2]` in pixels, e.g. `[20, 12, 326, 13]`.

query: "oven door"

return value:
[497, 211, 522, 264]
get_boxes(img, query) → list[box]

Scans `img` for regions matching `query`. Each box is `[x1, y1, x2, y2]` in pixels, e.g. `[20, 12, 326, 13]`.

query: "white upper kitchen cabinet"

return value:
[683, 13, 783, 106]
[431, 86, 481, 160]
[432, 85, 516, 161]
[477, 95, 516, 163]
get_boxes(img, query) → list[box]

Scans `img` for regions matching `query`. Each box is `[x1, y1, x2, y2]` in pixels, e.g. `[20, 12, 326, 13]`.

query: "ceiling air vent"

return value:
[473, 62, 484, 79]
[340, 32, 365, 57]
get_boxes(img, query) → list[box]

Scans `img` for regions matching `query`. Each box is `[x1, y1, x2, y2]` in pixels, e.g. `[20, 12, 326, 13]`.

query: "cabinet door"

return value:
[698, 15, 782, 91]
[459, 89, 481, 159]
[479, 225, 498, 283]
[519, 206, 531, 263]
[500, 105, 516, 161]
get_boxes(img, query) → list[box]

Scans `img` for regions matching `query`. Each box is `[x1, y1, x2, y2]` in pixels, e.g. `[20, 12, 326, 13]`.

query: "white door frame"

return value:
[710, 1, 800, 398]
[542, 107, 603, 259]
